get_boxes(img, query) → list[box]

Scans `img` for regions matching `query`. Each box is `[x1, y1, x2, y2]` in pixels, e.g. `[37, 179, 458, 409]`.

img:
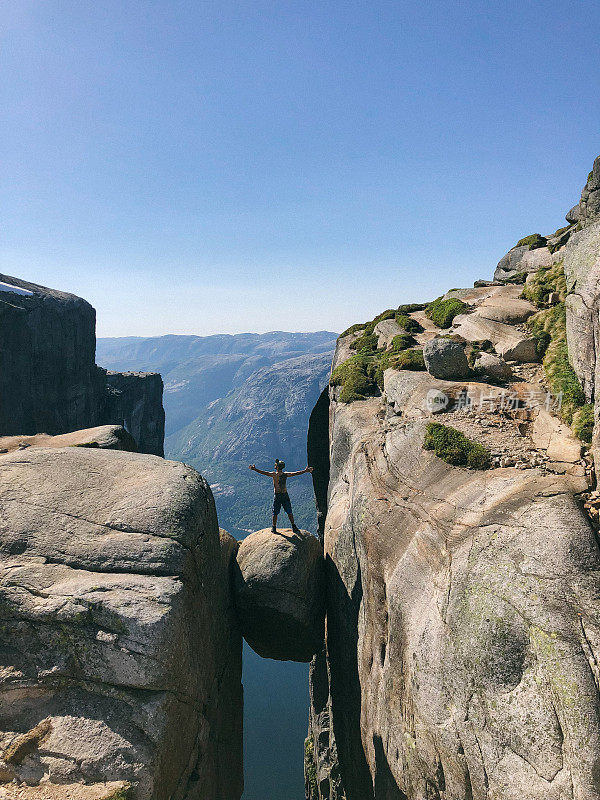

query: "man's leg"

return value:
[272, 513, 278, 532]
[283, 495, 300, 533]
[288, 512, 300, 533]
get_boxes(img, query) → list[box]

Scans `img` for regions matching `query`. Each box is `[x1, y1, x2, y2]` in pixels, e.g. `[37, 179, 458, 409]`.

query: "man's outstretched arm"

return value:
[249, 464, 274, 476]
[285, 467, 314, 477]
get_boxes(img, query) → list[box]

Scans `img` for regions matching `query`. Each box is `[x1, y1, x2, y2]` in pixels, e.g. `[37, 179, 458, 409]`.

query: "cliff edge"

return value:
[0, 274, 165, 456]
[306, 158, 600, 800]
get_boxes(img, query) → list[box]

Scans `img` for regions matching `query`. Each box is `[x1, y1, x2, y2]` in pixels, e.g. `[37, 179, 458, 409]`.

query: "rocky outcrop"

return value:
[567, 156, 600, 228]
[495, 157, 600, 284]
[306, 158, 600, 800]
[0, 424, 137, 454]
[0, 447, 242, 799]
[0, 274, 164, 456]
[307, 358, 600, 800]
[103, 371, 165, 457]
[234, 528, 325, 662]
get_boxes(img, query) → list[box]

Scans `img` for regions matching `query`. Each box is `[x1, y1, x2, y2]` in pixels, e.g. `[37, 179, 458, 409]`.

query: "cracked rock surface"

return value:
[306, 158, 600, 800]
[0, 447, 242, 800]
[307, 360, 600, 800]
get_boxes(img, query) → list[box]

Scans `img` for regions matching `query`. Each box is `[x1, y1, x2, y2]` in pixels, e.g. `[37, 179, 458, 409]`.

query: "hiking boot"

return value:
[271, 526, 277, 533]
[291, 525, 301, 534]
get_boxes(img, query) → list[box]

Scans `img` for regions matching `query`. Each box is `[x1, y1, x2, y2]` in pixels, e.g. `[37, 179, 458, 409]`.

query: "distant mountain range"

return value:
[96, 330, 337, 798]
[96, 331, 337, 537]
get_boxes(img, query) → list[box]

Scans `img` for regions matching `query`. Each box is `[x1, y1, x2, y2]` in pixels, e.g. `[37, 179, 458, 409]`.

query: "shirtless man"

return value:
[249, 458, 313, 533]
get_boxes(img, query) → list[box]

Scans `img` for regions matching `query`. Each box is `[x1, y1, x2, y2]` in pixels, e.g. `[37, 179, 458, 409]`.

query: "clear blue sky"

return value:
[2, 0, 599, 337]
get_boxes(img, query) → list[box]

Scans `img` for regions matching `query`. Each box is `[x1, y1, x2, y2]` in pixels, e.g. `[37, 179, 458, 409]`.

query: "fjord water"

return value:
[242, 643, 309, 799]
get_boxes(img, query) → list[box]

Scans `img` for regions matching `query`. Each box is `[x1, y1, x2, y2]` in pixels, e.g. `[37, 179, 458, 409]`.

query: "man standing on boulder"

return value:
[249, 459, 313, 533]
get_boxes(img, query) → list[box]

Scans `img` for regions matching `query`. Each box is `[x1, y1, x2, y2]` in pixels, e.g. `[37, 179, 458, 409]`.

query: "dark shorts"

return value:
[273, 492, 292, 516]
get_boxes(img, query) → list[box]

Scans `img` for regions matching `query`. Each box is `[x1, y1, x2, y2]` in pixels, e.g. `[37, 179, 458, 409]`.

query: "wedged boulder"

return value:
[0, 447, 242, 800]
[234, 528, 325, 662]
[423, 338, 469, 380]
[0, 425, 137, 454]
[473, 352, 513, 381]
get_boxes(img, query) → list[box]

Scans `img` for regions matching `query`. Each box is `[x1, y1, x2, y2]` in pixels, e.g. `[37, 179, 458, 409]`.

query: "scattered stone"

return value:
[423, 337, 469, 380]
[473, 352, 513, 381]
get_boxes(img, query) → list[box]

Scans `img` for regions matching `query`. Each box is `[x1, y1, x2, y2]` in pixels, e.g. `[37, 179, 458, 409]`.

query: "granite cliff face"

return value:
[0, 447, 242, 799]
[305, 158, 600, 800]
[0, 274, 165, 456]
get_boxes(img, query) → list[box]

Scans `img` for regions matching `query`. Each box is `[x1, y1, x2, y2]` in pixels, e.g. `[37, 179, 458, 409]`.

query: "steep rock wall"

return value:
[307, 158, 600, 800]
[0, 274, 164, 456]
[103, 371, 165, 457]
[0, 447, 242, 799]
[308, 352, 600, 800]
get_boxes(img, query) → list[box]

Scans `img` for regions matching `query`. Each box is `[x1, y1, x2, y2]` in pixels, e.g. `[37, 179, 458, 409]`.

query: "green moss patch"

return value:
[425, 297, 468, 328]
[521, 261, 566, 308]
[392, 349, 425, 370]
[390, 333, 416, 352]
[330, 354, 378, 403]
[423, 422, 491, 469]
[516, 233, 547, 250]
[397, 302, 427, 314]
[572, 404, 594, 444]
[395, 313, 423, 333]
[351, 331, 379, 354]
[304, 737, 318, 798]
[527, 301, 587, 431]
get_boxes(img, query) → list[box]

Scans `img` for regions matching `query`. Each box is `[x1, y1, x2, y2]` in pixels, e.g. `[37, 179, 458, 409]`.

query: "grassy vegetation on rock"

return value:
[423, 422, 491, 469]
[330, 354, 378, 403]
[332, 303, 429, 401]
[516, 233, 547, 250]
[425, 296, 468, 329]
[521, 261, 566, 307]
[525, 264, 589, 439]
[304, 737, 318, 798]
